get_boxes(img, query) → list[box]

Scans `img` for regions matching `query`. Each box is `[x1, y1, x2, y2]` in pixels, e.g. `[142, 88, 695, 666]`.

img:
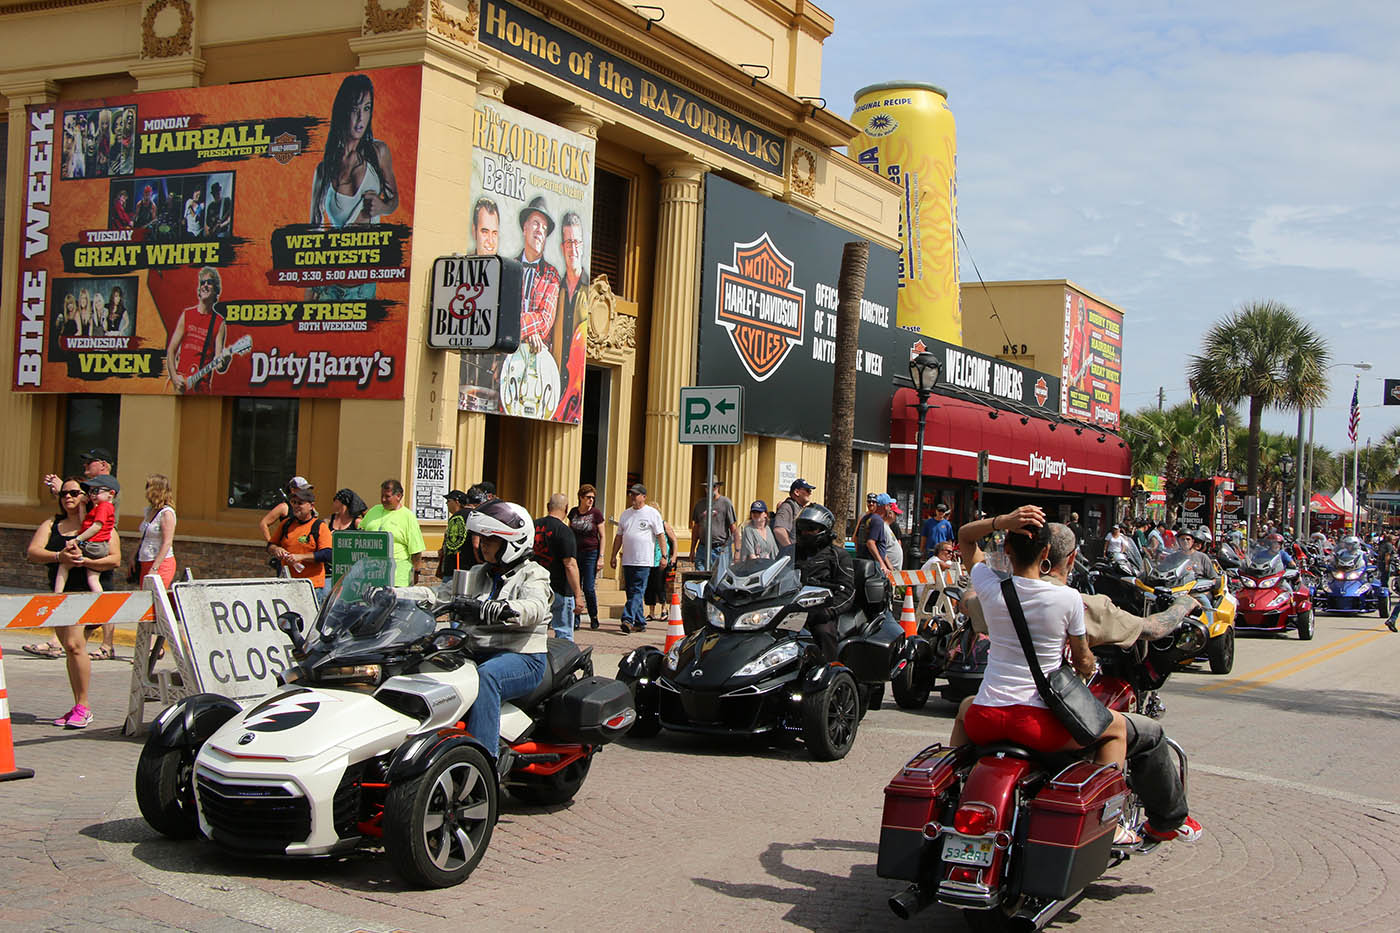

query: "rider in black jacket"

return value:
[793, 504, 856, 663]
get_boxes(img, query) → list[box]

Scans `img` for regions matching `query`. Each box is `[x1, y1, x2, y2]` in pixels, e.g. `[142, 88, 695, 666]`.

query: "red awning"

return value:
[1310, 493, 1345, 515]
[889, 388, 1132, 497]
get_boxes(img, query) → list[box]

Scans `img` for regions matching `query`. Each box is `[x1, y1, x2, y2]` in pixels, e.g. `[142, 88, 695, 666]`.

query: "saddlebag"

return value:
[839, 614, 904, 682]
[546, 676, 634, 744]
[1019, 761, 1127, 899]
[877, 745, 961, 880]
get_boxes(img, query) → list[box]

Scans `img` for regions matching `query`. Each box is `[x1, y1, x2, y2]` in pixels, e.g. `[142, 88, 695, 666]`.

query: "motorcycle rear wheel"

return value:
[1295, 610, 1315, 641]
[1206, 628, 1235, 674]
[506, 753, 592, 806]
[384, 745, 497, 888]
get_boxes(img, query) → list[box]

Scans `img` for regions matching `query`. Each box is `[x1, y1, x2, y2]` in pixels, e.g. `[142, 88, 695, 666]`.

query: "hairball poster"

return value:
[13, 67, 422, 399]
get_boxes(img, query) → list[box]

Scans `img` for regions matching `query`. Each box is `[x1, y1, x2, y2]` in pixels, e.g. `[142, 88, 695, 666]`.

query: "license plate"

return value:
[942, 833, 994, 867]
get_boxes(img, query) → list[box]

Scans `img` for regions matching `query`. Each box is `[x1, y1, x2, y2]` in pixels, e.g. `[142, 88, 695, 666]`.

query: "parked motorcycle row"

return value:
[130, 533, 1374, 923]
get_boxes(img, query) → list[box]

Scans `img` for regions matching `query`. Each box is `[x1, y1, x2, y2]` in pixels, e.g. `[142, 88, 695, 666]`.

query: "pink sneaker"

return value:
[1143, 815, 1203, 843]
[55, 705, 93, 729]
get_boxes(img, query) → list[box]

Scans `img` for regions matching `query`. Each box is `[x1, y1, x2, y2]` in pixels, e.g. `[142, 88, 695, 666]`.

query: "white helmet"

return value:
[466, 499, 534, 567]
[1191, 526, 1213, 544]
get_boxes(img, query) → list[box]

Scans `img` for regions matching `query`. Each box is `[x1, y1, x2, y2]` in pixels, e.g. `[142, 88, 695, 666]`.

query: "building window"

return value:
[591, 168, 631, 298]
[227, 398, 298, 509]
[62, 395, 120, 478]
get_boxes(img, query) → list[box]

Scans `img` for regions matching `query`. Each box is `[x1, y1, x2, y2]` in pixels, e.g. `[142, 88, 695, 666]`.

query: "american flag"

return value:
[1348, 381, 1360, 443]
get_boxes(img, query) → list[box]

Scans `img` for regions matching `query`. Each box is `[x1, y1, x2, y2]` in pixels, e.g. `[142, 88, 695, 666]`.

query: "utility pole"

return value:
[825, 241, 867, 543]
[1158, 386, 1165, 412]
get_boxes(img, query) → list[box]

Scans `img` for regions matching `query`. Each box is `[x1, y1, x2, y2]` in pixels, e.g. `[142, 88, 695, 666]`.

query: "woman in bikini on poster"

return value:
[307, 73, 398, 300]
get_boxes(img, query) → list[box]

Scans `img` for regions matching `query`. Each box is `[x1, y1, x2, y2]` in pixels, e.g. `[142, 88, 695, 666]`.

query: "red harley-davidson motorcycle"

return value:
[1233, 545, 1314, 640]
[878, 613, 1204, 931]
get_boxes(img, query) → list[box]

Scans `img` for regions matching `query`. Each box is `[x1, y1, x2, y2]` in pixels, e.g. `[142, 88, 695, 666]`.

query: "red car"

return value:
[1234, 546, 1314, 640]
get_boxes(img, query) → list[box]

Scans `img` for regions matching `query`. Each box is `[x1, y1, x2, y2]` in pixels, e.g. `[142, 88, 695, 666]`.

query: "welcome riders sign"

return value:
[697, 176, 901, 448]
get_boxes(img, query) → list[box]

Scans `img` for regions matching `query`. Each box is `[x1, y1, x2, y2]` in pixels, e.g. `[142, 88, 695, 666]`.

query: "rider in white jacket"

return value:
[445, 500, 552, 766]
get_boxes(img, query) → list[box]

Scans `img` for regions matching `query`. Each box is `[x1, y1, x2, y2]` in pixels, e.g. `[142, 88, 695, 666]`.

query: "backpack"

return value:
[854, 512, 876, 554]
[280, 514, 326, 549]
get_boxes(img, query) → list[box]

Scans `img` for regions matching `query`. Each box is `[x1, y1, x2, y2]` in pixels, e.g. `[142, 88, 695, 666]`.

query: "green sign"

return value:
[331, 530, 394, 586]
[679, 385, 742, 445]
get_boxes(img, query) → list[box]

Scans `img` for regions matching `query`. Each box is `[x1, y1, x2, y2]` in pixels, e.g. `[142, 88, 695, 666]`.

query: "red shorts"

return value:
[964, 703, 1074, 753]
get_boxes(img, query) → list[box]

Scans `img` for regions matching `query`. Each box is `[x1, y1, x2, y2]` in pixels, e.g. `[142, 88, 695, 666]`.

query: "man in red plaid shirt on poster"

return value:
[515, 195, 560, 354]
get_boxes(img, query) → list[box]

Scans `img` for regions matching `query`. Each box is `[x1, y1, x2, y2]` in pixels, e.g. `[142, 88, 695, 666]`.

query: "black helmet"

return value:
[794, 503, 835, 557]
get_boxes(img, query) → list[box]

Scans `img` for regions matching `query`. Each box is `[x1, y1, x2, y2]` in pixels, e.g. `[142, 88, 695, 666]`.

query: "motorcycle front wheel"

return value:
[802, 669, 859, 761]
[135, 743, 200, 839]
[384, 745, 497, 888]
[891, 662, 931, 710]
[1295, 610, 1315, 641]
[1206, 628, 1235, 674]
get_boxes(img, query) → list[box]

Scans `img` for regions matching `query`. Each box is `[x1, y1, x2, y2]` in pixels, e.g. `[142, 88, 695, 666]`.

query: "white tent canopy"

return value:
[1331, 487, 1369, 520]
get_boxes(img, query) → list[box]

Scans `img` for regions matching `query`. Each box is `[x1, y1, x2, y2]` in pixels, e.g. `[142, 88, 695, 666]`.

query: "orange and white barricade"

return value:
[887, 562, 963, 630]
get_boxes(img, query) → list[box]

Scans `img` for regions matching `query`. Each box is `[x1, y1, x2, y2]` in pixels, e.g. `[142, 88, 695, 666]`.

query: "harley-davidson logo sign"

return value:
[1182, 489, 1207, 511]
[714, 234, 806, 382]
[1034, 376, 1049, 407]
[269, 131, 302, 165]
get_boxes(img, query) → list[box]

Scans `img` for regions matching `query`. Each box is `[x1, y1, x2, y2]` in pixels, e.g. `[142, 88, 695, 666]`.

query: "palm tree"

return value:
[1188, 301, 1330, 535]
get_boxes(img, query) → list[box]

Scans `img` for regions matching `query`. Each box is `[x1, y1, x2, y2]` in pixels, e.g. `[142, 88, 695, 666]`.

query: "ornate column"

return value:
[642, 157, 707, 530]
[0, 80, 59, 506]
[717, 437, 760, 515]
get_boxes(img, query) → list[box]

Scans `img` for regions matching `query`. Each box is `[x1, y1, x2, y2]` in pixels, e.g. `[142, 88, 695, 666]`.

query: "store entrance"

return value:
[580, 365, 611, 510]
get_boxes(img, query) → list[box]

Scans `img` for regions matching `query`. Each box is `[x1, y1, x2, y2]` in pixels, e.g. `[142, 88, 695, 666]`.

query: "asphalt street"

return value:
[2, 609, 1399, 933]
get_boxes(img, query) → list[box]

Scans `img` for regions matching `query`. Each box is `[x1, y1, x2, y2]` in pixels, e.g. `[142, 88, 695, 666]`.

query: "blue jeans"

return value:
[577, 549, 600, 621]
[693, 545, 726, 572]
[622, 565, 650, 626]
[467, 650, 547, 761]
[550, 592, 575, 641]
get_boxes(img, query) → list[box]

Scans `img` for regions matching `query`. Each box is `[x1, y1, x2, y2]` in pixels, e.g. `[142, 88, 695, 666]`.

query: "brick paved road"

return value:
[3, 616, 1399, 932]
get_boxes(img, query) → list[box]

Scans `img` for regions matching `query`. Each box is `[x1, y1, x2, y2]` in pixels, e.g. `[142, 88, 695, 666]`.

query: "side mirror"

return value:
[795, 585, 832, 608]
[683, 580, 707, 601]
[277, 611, 306, 653]
[429, 628, 468, 652]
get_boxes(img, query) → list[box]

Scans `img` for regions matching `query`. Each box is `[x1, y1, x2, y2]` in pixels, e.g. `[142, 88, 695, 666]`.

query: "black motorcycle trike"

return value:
[617, 552, 904, 760]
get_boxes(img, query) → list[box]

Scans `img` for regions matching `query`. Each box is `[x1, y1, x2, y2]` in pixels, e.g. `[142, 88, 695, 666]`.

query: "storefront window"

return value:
[591, 169, 630, 298]
[227, 398, 298, 509]
[62, 395, 120, 478]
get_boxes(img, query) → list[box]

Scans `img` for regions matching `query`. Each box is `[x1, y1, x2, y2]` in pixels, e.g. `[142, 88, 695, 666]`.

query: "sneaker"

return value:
[1143, 815, 1203, 843]
[1387, 617, 1397, 633]
[635, 621, 648, 632]
[620, 620, 632, 634]
[55, 704, 93, 729]
[590, 616, 600, 630]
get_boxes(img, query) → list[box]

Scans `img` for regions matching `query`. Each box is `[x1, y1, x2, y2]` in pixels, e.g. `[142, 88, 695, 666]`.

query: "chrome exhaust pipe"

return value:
[1010, 894, 1079, 931]
[888, 884, 934, 920]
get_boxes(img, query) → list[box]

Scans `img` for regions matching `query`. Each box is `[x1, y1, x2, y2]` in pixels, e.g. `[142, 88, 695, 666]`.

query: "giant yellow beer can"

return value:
[851, 82, 960, 342]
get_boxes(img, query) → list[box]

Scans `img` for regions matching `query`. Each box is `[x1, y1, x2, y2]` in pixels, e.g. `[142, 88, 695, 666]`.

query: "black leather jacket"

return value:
[796, 545, 857, 617]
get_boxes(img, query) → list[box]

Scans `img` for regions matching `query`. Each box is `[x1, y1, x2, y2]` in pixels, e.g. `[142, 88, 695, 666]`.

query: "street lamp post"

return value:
[907, 352, 942, 570]
[1280, 454, 1294, 531]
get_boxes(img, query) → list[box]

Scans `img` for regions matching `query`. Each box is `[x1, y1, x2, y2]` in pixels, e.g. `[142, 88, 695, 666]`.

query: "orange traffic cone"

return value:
[664, 592, 685, 653]
[898, 589, 918, 637]
[0, 645, 35, 782]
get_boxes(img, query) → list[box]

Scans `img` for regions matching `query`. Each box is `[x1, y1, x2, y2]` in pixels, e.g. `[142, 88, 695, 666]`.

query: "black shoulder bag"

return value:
[1000, 576, 1112, 746]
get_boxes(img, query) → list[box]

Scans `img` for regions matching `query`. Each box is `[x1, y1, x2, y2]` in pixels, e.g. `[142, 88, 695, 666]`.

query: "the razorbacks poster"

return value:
[458, 100, 595, 424]
[697, 175, 901, 448]
[13, 67, 422, 398]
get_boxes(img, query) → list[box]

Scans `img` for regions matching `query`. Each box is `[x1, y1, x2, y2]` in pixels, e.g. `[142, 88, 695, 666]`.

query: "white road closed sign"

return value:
[171, 578, 318, 703]
[679, 385, 742, 445]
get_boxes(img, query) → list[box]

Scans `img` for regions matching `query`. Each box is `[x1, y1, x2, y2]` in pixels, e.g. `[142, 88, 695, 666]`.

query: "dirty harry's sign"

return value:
[479, 1, 785, 175]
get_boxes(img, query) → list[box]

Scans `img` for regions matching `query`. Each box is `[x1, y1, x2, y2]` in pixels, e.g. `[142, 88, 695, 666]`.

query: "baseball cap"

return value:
[445, 489, 469, 505]
[790, 478, 815, 492]
[288, 476, 314, 498]
[465, 484, 490, 505]
[874, 493, 895, 506]
[80, 448, 114, 464]
[866, 492, 879, 504]
[750, 500, 768, 513]
[888, 502, 902, 515]
[83, 474, 120, 494]
[628, 483, 647, 495]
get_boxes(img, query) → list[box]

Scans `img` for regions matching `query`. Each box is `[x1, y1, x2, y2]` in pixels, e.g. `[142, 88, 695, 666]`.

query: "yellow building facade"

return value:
[0, 0, 900, 576]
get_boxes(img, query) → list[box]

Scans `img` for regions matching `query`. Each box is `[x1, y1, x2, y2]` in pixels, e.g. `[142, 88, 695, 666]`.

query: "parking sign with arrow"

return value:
[679, 386, 742, 445]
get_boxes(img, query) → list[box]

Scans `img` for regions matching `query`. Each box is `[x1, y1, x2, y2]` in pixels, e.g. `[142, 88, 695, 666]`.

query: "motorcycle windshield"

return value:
[305, 559, 436, 664]
[1333, 548, 1364, 570]
[1143, 550, 1194, 587]
[710, 551, 801, 606]
[1244, 548, 1284, 573]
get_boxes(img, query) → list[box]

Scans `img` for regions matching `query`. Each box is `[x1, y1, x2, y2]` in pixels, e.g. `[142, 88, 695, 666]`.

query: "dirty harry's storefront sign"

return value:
[171, 578, 317, 702]
[479, 1, 785, 176]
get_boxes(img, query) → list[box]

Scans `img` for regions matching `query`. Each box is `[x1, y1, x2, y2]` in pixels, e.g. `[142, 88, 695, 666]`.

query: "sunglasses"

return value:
[60, 489, 83, 497]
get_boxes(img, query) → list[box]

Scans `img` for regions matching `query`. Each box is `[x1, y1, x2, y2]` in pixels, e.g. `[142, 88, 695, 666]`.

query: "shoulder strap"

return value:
[999, 576, 1055, 700]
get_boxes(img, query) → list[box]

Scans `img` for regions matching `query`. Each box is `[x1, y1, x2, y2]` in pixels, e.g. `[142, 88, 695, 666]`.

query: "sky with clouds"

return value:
[816, 0, 1400, 456]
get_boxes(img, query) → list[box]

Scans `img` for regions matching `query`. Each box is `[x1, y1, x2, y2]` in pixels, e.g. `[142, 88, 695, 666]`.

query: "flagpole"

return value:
[1351, 375, 1360, 531]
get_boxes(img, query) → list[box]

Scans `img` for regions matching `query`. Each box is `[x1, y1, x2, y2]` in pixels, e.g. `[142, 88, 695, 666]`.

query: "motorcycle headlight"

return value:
[1259, 574, 1282, 589]
[706, 602, 725, 628]
[1347, 570, 1364, 581]
[1174, 620, 1207, 654]
[1332, 571, 1346, 580]
[664, 641, 682, 671]
[1265, 592, 1290, 609]
[734, 641, 802, 677]
[733, 605, 785, 631]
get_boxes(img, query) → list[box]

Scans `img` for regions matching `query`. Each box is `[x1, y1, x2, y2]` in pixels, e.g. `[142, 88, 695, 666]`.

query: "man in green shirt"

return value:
[360, 478, 426, 586]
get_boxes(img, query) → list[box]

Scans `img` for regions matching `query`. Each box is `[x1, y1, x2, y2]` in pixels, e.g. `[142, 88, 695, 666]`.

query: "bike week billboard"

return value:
[697, 175, 901, 449]
[478, 0, 784, 177]
[458, 100, 595, 424]
[905, 333, 1060, 413]
[1060, 285, 1123, 428]
[13, 67, 422, 398]
[849, 82, 961, 342]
